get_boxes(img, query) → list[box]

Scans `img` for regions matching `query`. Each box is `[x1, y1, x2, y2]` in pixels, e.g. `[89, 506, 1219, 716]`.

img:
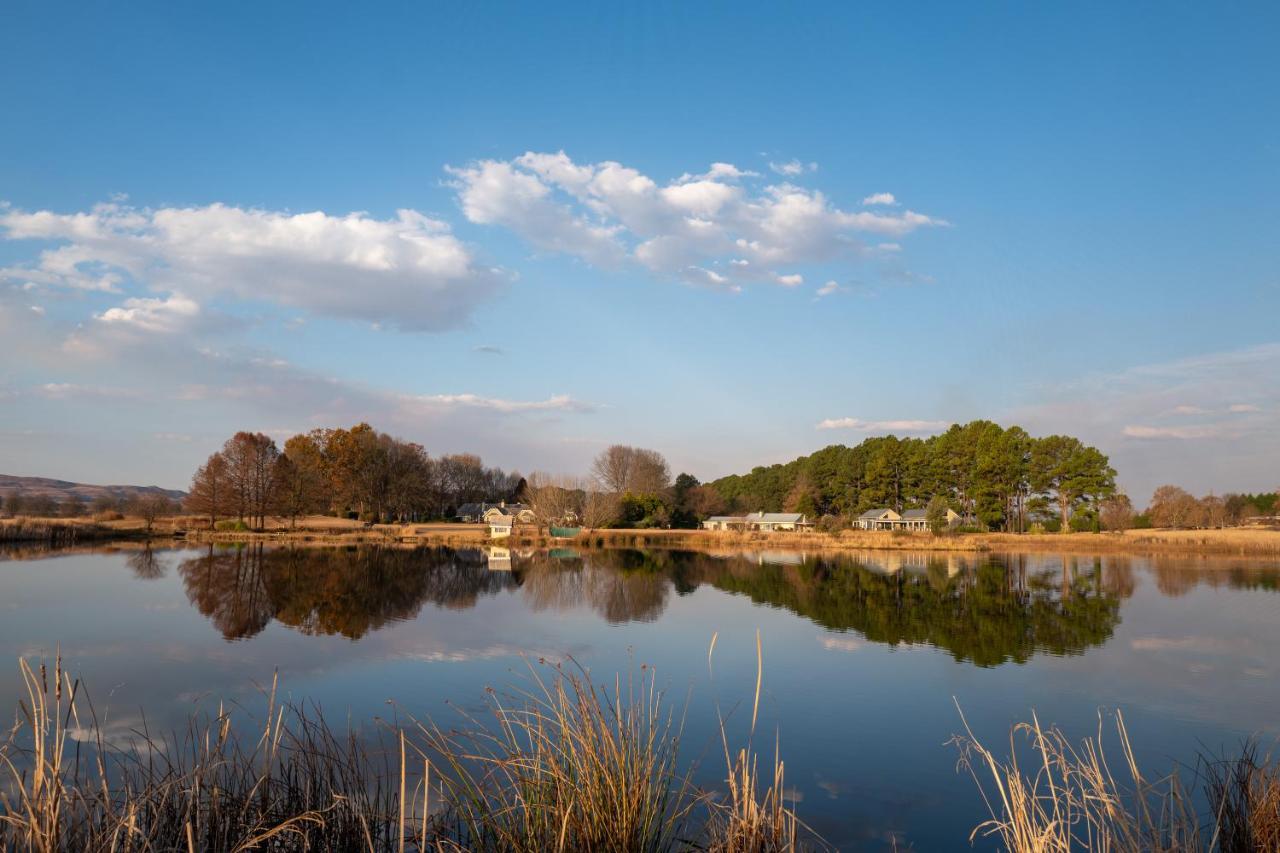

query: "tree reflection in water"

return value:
[178, 545, 518, 640]
[174, 545, 1275, 665]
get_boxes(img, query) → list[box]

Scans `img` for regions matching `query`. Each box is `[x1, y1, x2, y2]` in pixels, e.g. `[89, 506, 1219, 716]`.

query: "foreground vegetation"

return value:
[3, 647, 1277, 851]
[0, 645, 812, 852]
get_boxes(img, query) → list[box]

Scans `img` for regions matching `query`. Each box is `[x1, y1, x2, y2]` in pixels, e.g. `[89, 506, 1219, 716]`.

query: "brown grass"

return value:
[951, 704, 1280, 853]
[0, 649, 816, 852]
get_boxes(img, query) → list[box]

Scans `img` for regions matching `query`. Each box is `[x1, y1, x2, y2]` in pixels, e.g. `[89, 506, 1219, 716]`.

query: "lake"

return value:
[2, 544, 1278, 849]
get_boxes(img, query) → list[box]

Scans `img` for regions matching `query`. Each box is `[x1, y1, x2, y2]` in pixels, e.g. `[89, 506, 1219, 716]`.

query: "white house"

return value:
[458, 501, 535, 524]
[488, 513, 514, 538]
[856, 507, 961, 530]
[855, 508, 901, 530]
[701, 512, 812, 532]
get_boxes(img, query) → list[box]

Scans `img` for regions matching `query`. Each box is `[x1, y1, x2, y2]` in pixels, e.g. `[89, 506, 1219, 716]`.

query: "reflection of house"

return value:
[488, 514, 514, 538]
[855, 507, 961, 530]
[485, 546, 512, 571]
[701, 512, 812, 532]
[457, 502, 535, 524]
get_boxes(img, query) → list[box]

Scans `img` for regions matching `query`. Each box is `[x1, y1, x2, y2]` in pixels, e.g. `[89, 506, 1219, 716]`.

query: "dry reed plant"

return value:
[0, 656, 422, 852]
[952, 704, 1219, 853]
[703, 630, 819, 852]
[1, 650, 820, 852]
[408, 659, 696, 852]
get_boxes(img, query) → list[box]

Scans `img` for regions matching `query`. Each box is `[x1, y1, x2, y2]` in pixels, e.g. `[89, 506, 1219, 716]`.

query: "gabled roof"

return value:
[487, 514, 515, 525]
[707, 515, 744, 522]
[745, 512, 806, 523]
[858, 508, 898, 519]
[900, 509, 929, 519]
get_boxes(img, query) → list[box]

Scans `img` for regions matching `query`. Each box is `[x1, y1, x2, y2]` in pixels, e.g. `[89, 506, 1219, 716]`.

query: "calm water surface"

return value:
[2, 544, 1278, 849]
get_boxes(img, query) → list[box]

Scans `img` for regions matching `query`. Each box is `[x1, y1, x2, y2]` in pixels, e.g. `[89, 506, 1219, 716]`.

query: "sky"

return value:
[1, 1, 1278, 501]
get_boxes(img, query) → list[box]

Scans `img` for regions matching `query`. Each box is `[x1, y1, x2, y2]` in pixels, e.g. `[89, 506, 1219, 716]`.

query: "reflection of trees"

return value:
[686, 552, 1127, 667]
[126, 547, 165, 580]
[1149, 557, 1280, 597]
[519, 549, 673, 623]
[178, 545, 518, 640]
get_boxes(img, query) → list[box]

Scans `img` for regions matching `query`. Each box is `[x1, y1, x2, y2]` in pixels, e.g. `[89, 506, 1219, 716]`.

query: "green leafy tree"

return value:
[926, 495, 950, 534]
[1029, 435, 1116, 533]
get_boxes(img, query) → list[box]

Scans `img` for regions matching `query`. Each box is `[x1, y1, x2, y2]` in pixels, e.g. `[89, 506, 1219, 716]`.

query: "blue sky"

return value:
[2, 1, 1277, 501]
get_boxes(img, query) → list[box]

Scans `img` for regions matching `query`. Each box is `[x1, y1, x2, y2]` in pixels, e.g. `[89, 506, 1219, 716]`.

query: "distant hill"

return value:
[0, 474, 186, 505]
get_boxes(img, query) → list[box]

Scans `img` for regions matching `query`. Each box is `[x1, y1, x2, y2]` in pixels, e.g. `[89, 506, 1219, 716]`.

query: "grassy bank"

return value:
[8, 513, 1280, 556]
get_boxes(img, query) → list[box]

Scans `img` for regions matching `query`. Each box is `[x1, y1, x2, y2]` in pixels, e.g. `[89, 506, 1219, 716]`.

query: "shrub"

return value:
[215, 519, 250, 532]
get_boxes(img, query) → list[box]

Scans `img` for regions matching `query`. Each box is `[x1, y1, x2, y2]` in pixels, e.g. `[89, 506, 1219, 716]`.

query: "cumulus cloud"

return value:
[0, 201, 507, 332]
[816, 417, 948, 432]
[861, 192, 898, 207]
[815, 280, 841, 298]
[446, 151, 947, 291]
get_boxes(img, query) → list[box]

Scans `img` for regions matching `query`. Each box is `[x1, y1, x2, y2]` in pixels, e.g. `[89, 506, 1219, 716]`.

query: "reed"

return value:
[703, 630, 815, 853]
[951, 704, 1280, 853]
[0, 651, 818, 852]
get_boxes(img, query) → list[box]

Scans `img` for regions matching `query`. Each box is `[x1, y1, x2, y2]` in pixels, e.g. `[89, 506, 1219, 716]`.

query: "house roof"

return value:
[901, 509, 928, 519]
[488, 514, 515, 525]
[745, 512, 806, 523]
[858, 508, 897, 519]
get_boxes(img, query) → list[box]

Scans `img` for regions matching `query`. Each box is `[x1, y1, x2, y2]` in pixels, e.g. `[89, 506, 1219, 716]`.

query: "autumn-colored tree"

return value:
[1147, 485, 1200, 528]
[1099, 493, 1135, 531]
[187, 452, 231, 527]
[221, 431, 279, 528]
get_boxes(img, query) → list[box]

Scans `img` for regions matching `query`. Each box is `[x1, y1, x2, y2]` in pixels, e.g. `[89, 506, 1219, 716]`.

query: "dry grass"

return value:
[951, 705, 1280, 853]
[0, 649, 816, 852]
[410, 661, 696, 852]
[703, 631, 816, 853]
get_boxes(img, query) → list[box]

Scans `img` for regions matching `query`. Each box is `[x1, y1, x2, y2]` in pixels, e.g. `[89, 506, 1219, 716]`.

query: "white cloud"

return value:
[1123, 424, 1225, 440]
[768, 159, 815, 177]
[773, 272, 804, 287]
[402, 393, 592, 414]
[98, 293, 201, 334]
[37, 383, 142, 400]
[1010, 342, 1280, 496]
[447, 151, 946, 291]
[815, 280, 841, 298]
[0, 201, 507, 331]
[1229, 403, 1262, 413]
[816, 417, 948, 432]
[862, 192, 898, 207]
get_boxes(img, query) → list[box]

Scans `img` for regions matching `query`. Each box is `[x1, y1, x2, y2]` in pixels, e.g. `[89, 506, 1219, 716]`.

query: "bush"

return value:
[1132, 513, 1153, 529]
[215, 519, 250, 532]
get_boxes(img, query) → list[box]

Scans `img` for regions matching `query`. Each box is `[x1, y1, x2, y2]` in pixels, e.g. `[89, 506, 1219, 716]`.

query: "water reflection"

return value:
[167, 545, 1136, 663]
[178, 545, 517, 640]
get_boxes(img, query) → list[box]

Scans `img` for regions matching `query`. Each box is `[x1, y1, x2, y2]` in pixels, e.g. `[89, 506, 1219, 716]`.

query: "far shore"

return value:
[4, 514, 1280, 557]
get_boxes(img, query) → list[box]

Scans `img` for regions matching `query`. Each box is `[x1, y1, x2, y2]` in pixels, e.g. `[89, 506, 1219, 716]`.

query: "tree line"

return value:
[707, 421, 1117, 531]
[186, 424, 523, 527]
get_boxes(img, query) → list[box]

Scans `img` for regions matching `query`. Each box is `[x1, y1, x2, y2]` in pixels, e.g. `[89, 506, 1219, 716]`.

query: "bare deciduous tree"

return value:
[523, 472, 582, 529]
[187, 452, 231, 528]
[590, 445, 671, 495]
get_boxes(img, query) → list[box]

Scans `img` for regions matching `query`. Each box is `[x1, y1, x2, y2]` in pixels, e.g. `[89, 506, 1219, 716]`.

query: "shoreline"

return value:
[5, 516, 1279, 557]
